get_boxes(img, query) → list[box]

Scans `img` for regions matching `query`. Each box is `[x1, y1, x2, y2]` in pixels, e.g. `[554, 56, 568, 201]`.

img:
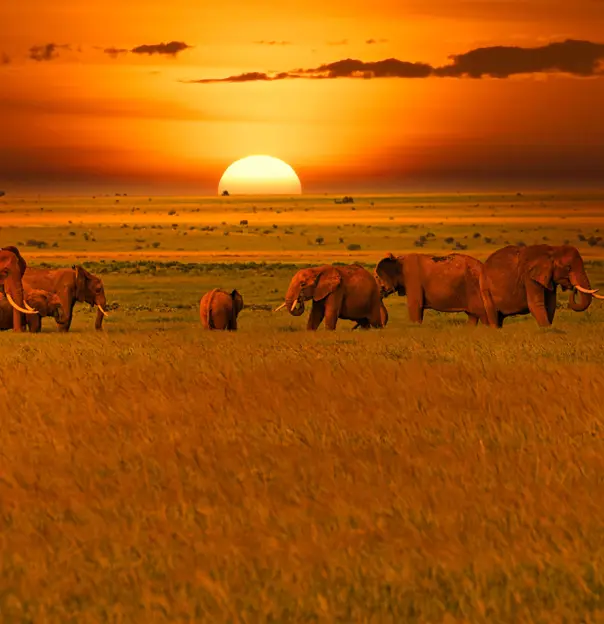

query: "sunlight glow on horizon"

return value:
[218, 155, 302, 195]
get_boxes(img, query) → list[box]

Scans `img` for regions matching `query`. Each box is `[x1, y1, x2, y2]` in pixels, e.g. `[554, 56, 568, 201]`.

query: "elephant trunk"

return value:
[3, 275, 27, 331]
[569, 268, 593, 312]
[95, 294, 108, 330]
[284, 282, 305, 316]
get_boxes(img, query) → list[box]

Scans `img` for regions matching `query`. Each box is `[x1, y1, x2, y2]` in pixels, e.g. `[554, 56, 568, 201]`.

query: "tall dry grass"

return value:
[1, 326, 603, 621]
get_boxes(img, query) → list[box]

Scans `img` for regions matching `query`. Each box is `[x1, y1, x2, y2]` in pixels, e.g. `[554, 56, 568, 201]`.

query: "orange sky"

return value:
[1, 0, 604, 194]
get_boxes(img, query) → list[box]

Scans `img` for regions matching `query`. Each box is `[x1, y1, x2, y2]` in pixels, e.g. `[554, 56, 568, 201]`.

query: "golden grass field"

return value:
[1, 192, 604, 622]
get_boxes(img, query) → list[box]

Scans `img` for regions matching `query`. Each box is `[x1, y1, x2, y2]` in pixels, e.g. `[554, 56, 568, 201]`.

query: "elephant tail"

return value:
[205, 288, 219, 329]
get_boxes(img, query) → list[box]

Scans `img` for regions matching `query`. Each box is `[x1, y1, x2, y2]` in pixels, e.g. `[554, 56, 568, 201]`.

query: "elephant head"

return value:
[0, 246, 39, 331]
[231, 289, 244, 320]
[26, 289, 66, 324]
[73, 265, 109, 330]
[277, 266, 342, 316]
[528, 245, 604, 312]
[374, 253, 405, 297]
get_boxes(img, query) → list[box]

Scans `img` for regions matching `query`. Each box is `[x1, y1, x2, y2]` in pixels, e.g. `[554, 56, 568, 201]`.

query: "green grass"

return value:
[1, 193, 604, 621]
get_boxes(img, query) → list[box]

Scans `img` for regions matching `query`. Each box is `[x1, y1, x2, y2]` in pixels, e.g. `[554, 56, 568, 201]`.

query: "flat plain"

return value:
[1, 192, 604, 622]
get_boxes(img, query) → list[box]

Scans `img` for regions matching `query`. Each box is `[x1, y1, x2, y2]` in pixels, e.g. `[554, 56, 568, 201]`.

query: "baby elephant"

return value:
[199, 288, 244, 330]
[0, 288, 64, 332]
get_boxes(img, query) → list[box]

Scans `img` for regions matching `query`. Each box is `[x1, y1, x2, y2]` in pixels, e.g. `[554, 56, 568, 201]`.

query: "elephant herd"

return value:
[0, 246, 108, 333]
[1, 243, 602, 334]
[271, 243, 603, 330]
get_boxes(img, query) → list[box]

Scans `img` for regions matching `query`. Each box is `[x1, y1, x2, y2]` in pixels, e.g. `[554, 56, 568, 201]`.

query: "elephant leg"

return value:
[56, 296, 75, 332]
[526, 280, 552, 327]
[466, 313, 479, 326]
[307, 301, 325, 330]
[545, 288, 557, 325]
[27, 315, 42, 333]
[228, 307, 238, 331]
[407, 302, 424, 324]
[323, 299, 339, 331]
[354, 319, 371, 330]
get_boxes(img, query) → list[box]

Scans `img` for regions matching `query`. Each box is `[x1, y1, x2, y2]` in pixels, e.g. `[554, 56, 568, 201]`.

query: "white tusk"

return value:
[592, 293, 604, 300]
[24, 301, 36, 312]
[575, 285, 598, 294]
[290, 300, 299, 312]
[97, 305, 109, 317]
[6, 293, 39, 315]
[273, 302, 287, 312]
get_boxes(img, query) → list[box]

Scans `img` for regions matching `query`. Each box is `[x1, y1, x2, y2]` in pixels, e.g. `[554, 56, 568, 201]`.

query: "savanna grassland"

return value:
[1, 193, 604, 622]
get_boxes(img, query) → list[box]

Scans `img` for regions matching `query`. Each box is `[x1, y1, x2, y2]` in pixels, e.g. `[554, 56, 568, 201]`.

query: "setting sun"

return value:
[218, 155, 302, 195]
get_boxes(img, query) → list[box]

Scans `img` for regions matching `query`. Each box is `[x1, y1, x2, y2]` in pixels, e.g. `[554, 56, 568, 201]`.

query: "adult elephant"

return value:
[482, 244, 603, 327]
[0, 246, 39, 332]
[0, 288, 65, 332]
[23, 265, 109, 332]
[274, 264, 385, 330]
[374, 252, 494, 326]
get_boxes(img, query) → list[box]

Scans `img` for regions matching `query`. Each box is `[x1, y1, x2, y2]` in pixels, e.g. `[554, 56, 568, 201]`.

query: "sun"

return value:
[218, 155, 302, 195]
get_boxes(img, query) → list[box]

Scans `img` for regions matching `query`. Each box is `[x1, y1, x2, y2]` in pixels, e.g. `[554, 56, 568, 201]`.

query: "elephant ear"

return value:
[313, 267, 342, 301]
[528, 258, 554, 290]
[73, 265, 89, 300]
[231, 289, 244, 314]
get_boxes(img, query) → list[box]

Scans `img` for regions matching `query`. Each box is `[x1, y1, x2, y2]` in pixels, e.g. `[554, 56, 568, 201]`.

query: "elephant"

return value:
[23, 264, 109, 332]
[482, 244, 604, 327]
[199, 288, 244, 330]
[0, 288, 65, 332]
[0, 246, 39, 332]
[274, 264, 385, 330]
[374, 252, 494, 325]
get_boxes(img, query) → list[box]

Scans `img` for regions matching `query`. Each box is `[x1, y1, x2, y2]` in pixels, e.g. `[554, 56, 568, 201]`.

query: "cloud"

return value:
[327, 39, 349, 46]
[366, 38, 388, 45]
[185, 39, 604, 83]
[104, 47, 129, 59]
[131, 41, 191, 56]
[1, 53, 10, 65]
[435, 38, 604, 77]
[254, 40, 292, 46]
[185, 58, 432, 83]
[29, 43, 70, 62]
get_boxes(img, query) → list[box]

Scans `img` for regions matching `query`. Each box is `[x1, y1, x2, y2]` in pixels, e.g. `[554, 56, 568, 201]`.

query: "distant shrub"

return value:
[473, 232, 481, 238]
[587, 236, 602, 247]
[315, 236, 325, 245]
[69, 231, 76, 236]
[168, 210, 177, 216]
[240, 220, 248, 226]
[444, 237, 454, 244]
[152, 242, 161, 248]
[347, 243, 362, 251]
[455, 242, 468, 250]
[578, 234, 586, 241]
[517, 241, 527, 247]
[25, 239, 48, 248]
[338, 237, 345, 244]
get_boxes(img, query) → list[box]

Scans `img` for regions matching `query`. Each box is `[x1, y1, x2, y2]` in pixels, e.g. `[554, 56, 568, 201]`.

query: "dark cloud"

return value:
[254, 40, 292, 46]
[130, 41, 191, 56]
[185, 58, 432, 83]
[186, 38, 604, 83]
[366, 38, 388, 44]
[185, 71, 293, 84]
[104, 47, 129, 59]
[300, 58, 433, 78]
[327, 39, 348, 46]
[435, 38, 604, 77]
[29, 43, 70, 62]
[1, 53, 10, 65]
